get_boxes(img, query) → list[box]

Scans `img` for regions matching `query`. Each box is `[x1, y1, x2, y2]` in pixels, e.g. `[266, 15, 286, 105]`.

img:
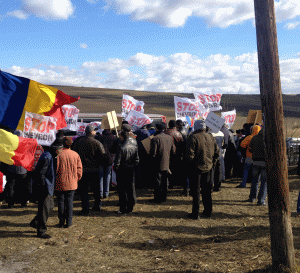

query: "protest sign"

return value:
[174, 96, 204, 120]
[246, 110, 262, 124]
[193, 91, 222, 112]
[125, 110, 152, 129]
[122, 94, 145, 117]
[205, 111, 225, 133]
[221, 109, 236, 129]
[61, 105, 79, 131]
[23, 112, 57, 146]
[76, 122, 88, 136]
[107, 111, 119, 129]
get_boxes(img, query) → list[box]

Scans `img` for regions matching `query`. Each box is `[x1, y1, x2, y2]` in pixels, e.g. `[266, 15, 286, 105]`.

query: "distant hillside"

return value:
[52, 85, 300, 119]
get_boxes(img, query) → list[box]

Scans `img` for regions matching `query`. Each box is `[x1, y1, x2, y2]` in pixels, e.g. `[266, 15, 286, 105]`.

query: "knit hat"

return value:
[122, 124, 132, 132]
[156, 122, 167, 131]
[85, 124, 95, 135]
[194, 120, 206, 131]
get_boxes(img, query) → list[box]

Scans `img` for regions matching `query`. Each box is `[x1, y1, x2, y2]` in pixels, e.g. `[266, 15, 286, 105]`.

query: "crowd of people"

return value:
[0, 119, 269, 238]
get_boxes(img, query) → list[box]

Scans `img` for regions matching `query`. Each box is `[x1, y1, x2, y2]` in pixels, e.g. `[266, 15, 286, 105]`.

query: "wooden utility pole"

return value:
[254, 0, 296, 271]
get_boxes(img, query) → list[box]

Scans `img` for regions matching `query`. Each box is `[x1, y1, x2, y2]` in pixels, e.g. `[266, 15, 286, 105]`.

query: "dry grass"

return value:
[1, 176, 300, 273]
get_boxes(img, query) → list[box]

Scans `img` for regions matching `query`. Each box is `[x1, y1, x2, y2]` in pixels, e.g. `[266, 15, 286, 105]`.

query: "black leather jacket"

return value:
[114, 137, 139, 172]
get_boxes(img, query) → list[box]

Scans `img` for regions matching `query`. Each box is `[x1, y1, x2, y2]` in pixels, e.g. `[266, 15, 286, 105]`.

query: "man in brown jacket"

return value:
[150, 122, 176, 203]
[72, 125, 106, 215]
[55, 137, 83, 228]
[186, 120, 220, 219]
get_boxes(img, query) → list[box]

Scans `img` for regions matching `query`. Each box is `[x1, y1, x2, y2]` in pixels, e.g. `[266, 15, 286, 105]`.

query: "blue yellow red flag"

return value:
[0, 71, 79, 131]
[0, 129, 38, 171]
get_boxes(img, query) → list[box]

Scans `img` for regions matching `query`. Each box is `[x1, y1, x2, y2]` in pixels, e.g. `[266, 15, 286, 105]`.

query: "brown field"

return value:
[1, 86, 300, 272]
[53, 85, 300, 137]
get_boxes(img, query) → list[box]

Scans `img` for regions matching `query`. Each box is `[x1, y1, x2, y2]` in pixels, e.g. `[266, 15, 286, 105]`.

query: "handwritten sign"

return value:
[122, 94, 145, 117]
[61, 105, 79, 131]
[193, 91, 222, 112]
[205, 111, 225, 133]
[23, 112, 57, 146]
[221, 109, 236, 129]
[125, 110, 152, 129]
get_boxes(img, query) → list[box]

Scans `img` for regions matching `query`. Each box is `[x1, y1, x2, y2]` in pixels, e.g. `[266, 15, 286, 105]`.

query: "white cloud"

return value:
[103, 0, 300, 28]
[7, 10, 29, 20]
[284, 22, 300, 29]
[5, 52, 300, 94]
[6, 0, 75, 20]
[80, 43, 88, 49]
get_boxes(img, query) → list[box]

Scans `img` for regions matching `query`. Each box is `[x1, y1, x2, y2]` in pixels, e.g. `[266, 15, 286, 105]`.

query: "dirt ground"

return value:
[1, 174, 300, 273]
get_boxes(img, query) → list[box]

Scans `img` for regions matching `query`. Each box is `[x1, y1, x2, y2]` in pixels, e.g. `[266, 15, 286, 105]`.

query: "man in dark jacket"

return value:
[166, 120, 184, 189]
[248, 130, 267, 205]
[114, 128, 139, 214]
[150, 122, 176, 203]
[95, 129, 118, 199]
[30, 146, 56, 239]
[72, 125, 106, 215]
[186, 120, 220, 219]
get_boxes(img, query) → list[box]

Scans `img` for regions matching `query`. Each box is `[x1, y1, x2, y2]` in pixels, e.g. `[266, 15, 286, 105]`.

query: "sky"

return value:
[1, 0, 300, 94]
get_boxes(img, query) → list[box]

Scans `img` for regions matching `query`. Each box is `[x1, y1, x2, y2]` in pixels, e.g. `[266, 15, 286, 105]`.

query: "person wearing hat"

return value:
[150, 122, 176, 203]
[185, 120, 220, 219]
[114, 127, 139, 214]
[72, 124, 106, 215]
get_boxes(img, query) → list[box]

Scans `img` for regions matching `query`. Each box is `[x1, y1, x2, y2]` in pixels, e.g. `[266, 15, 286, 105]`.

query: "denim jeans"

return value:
[249, 165, 267, 203]
[99, 165, 112, 198]
[56, 190, 75, 226]
[240, 161, 253, 187]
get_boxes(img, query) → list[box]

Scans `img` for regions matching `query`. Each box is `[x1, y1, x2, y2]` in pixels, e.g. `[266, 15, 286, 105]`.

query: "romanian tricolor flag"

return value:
[0, 129, 38, 171]
[0, 71, 79, 131]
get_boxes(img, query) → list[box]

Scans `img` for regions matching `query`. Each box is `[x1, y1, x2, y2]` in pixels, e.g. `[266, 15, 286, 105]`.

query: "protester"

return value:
[55, 137, 83, 228]
[114, 128, 139, 214]
[150, 122, 176, 203]
[248, 130, 267, 205]
[186, 120, 220, 219]
[166, 120, 184, 189]
[210, 129, 224, 192]
[95, 129, 118, 198]
[176, 119, 188, 142]
[133, 125, 151, 189]
[236, 125, 261, 188]
[30, 145, 59, 239]
[224, 128, 237, 180]
[146, 123, 156, 136]
[233, 129, 245, 178]
[72, 125, 106, 215]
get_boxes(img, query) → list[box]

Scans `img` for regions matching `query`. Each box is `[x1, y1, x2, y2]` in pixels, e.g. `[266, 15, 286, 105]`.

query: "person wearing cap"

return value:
[150, 122, 176, 203]
[72, 124, 106, 215]
[55, 137, 83, 228]
[185, 120, 220, 219]
[114, 127, 139, 214]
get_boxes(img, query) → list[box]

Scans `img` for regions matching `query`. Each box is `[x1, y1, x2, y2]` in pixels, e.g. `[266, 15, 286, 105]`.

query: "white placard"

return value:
[76, 122, 88, 136]
[122, 94, 145, 117]
[193, 91, 222, 112]
[221, 109, 236, 129]
[61, 105, 79, 131]
[125, 110, 152, 129]
[174, 96, 204, 120]
[205, 112, 226, 133]
[23, 112, 57, 146]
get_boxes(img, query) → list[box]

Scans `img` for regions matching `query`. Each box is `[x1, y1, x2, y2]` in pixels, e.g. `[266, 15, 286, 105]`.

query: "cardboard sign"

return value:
[142, 135, 154, 154]
[122, 94, 145, 117]
[193, 91, 222, 112]
[221, 109, 236, 129]
[23, 112, 57, 146]
[125, 110, 152, 129]
[61, 105, 79, 131]
[246, 110, 262, 124]
[107, 111, 119, 129]
[102, 116, 123, 130]
[205, 111, 225, 133]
